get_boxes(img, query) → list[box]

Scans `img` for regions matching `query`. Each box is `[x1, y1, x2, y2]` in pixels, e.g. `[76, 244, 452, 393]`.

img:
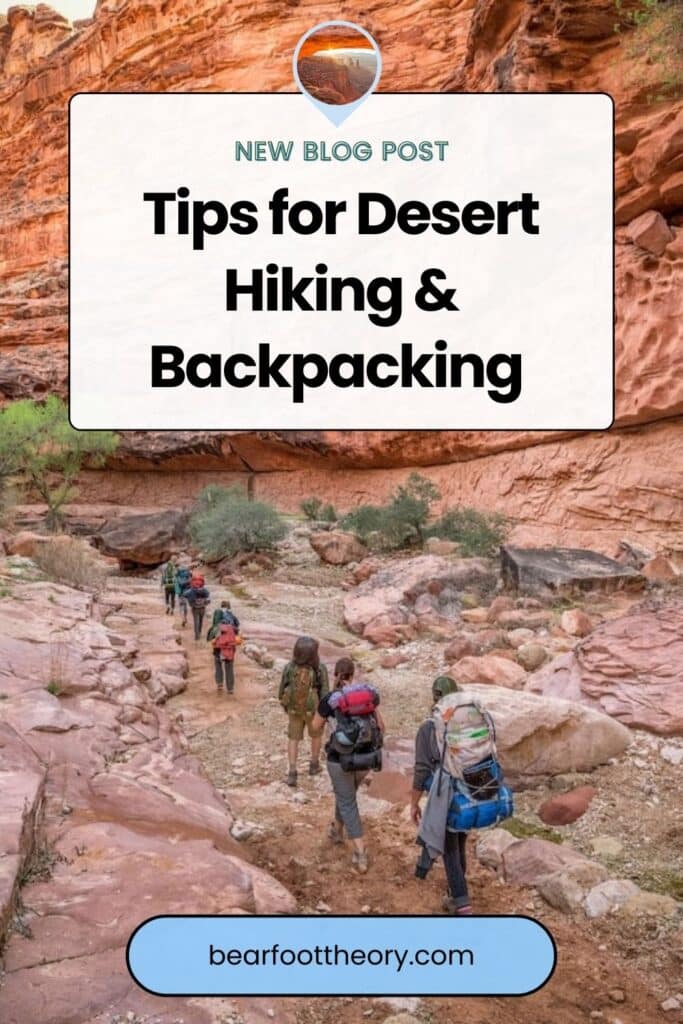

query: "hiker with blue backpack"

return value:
[411, 676, 513, 915]
[175, 564, 193, 627]
[184, 573, 211, 642]
[311, 657, 385, 875]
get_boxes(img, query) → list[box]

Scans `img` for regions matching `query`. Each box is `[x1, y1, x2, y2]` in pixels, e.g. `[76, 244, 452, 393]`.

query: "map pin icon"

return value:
[293, 21, 382, 127]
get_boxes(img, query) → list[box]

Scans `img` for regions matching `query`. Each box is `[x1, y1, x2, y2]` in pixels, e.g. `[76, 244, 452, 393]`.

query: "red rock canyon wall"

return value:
[0, 0, 681, 552]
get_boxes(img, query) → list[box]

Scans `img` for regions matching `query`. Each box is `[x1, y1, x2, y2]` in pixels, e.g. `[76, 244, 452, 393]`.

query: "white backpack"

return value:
[431, 691, 497, 781]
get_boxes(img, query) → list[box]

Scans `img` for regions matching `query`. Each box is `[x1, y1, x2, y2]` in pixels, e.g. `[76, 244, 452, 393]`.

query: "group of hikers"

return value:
[160, 556, 514, 914]
[277, 634, 513, 911]
[161, 555, 240, 694]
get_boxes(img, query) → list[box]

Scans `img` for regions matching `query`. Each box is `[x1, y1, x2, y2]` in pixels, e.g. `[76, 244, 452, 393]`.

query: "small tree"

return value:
[427, 507, 510, 557]
[189, 485, 286, 561]
[341, 473, 440, 550]
[0, 398, 118, 531]
[300, 497, 337, 522]
[388, 472, 441, 545]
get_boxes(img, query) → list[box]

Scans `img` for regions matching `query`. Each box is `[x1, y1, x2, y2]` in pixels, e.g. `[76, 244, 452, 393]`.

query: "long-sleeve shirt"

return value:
[184, 586, 210, 607]
[413, 718, 442, 791]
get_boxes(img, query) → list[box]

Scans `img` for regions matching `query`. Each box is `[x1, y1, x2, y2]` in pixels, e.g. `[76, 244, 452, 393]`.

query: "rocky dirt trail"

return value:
[1, 539, 680, 1024]
[162, 546, 681, 1024]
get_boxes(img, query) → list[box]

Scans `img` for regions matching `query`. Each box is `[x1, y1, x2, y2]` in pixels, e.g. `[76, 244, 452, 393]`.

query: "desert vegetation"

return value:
[32, 535, 107, 592]
[340, 472, 510, 556]
[0, 397, 118, 531]
[616, 0, 683, 98]
[189, 484, 287, 560]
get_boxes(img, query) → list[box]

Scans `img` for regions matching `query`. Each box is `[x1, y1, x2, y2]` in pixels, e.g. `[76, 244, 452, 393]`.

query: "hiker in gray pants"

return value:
[311, 657, 385, 876]
[326, 761, 366, 839]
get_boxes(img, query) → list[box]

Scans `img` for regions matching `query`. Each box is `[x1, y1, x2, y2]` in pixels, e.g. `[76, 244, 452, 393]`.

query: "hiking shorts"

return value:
[287, 711, 322, 742]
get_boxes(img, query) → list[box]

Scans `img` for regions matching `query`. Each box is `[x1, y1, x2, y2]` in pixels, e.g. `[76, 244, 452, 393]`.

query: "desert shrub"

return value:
[616, 0, 683, 99]
[341, 473, 441, 550]
[300, 497, 338, 522]
[0, 397, 118, 532]
[426, 507, 510, 557]
[189, 485, 286, 560]
[32, 536, 107, 591]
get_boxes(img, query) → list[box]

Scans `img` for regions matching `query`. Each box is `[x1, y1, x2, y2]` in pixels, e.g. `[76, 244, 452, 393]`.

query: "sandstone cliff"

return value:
[0, 0, 681, 551]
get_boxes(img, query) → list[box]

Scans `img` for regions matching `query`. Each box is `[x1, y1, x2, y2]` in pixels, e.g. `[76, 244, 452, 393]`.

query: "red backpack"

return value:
[334, 684, 379, 717]
[214, 625, 237, 660]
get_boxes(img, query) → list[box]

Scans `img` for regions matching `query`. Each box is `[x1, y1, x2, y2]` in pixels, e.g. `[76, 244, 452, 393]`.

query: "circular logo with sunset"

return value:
[295, 22, 381, 107]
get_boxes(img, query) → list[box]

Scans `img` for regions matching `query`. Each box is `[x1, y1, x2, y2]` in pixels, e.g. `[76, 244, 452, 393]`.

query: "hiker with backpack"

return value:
[207, 600, 240, 640]
[278, 636, 329, 787]
[410, 676, 513, 915]
[311, 657, 384, 875]
[175, 564, 193, 628]
[160, 556, 178, 614]
[212, 622, 240, 694]
[185, 573, 211, 641]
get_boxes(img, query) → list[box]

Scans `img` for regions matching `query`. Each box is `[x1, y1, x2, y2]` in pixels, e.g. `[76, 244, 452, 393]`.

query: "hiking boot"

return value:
[286, 768, 298, 788]
[352, 849, 368, 874]
[309, 760, 322, 776]
[327, 822, 344, 845]
[442, 894, 472, 915]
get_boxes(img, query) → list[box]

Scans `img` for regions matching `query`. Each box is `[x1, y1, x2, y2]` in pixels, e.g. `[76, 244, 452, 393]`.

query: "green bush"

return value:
[189, 485, 286, 561]
[426, 507, 510, 557]
[341, 473, 441, 550]
[301, 497, 337, 522]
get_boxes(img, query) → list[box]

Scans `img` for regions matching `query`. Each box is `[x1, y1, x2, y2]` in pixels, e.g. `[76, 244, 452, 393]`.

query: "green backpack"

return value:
[282, 663, 327, 714]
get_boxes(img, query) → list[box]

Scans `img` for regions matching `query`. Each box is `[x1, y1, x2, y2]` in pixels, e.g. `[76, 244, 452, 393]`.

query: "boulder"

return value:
[500, 545, 644, 594]
[538, 785, 596, 825]
[501, 838, 597, 886]
[536, 860, 609, 914]
[94, 510, 189, 567]
[496, 609, 552, 630]
[463, 684, 632, 781]
[6, 531, 51, 558]
[507, 627, 536, 649]
[444, 635, 477, 661]
[529, 599, 683, 735]
[475, 828, 519, 871]
[343, 554, 496, 642]
[448, 654, 527, 690]
[560, 608, 594, 637]
[516, 642, 549, 671]
[621, 891, 680, 918]
[627, 209, 674, 256]
[584, 879, 640, 919]
[309, 530, 368, 566]
[643, 554, 678, 582]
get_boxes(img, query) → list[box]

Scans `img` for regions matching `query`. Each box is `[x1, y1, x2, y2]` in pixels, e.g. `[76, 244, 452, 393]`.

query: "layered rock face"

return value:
[0, 560, 294, 1023]
[1, 0, 681, 551]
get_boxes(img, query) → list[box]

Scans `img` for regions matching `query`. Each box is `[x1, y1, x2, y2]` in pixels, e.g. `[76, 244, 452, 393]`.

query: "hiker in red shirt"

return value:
[212, 622, 238, 694]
